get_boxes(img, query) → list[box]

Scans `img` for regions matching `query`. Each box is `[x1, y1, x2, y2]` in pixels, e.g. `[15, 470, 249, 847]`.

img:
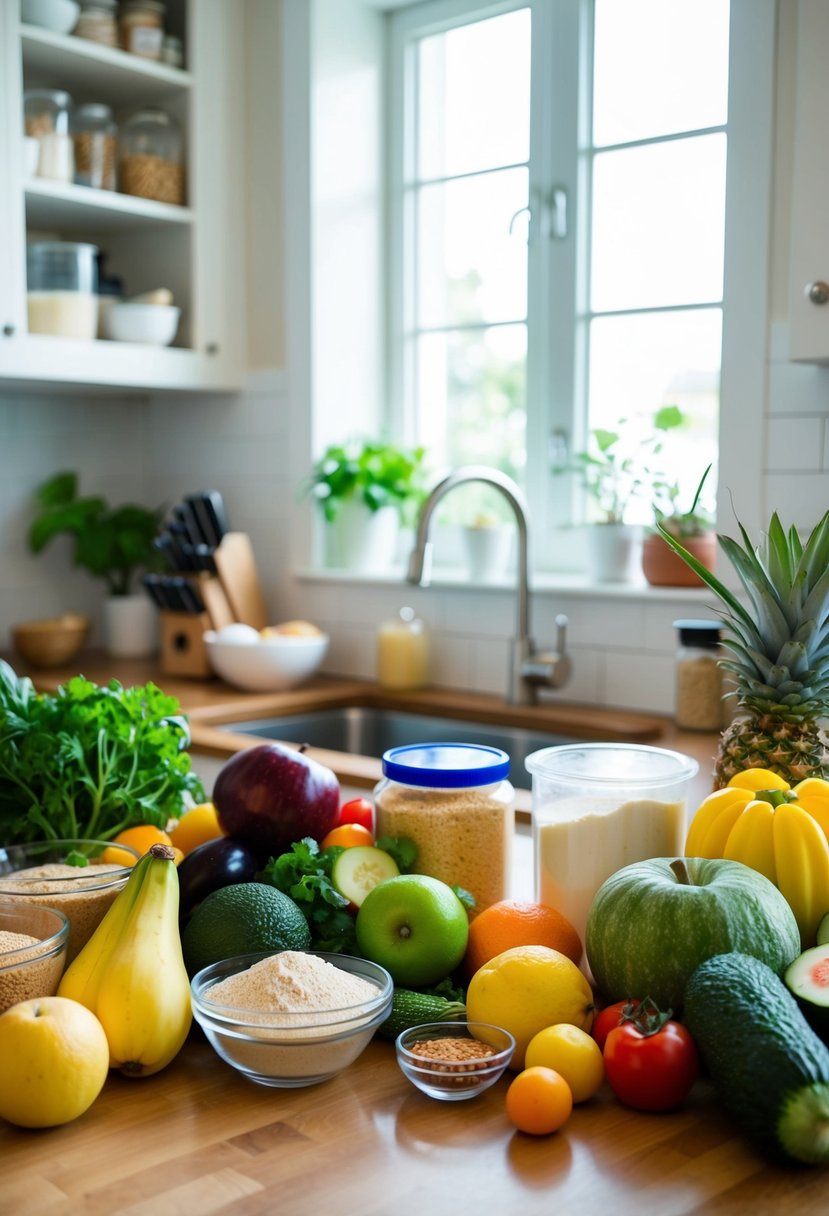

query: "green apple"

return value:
[355, 874, 469, 987]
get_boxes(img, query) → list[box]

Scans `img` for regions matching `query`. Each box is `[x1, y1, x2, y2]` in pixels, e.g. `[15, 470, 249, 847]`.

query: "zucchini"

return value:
[684, 951, 829, 1165]
[377, 988, 466, 1041]
[785, 944, 829, 1042]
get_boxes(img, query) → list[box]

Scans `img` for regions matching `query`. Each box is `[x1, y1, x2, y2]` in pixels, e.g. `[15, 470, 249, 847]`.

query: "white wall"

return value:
[2, 0, 828, 721]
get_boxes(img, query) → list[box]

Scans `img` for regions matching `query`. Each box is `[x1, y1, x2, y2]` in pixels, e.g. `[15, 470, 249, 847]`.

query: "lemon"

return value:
[525, 1023, 604, 1102]
[0, 996, 109, 1128]
[181, 881, 311, 977]
[466, 944, 594, 1070]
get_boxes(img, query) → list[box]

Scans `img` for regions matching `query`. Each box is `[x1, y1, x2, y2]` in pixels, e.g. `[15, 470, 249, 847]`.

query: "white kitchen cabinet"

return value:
[788, 0, 829, 362]
[0, 0, 246, 392]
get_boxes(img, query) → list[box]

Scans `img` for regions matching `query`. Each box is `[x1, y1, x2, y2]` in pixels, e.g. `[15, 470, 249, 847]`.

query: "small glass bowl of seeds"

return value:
[0, 901, 69, 1014]
[395, 1021, 516, 1101]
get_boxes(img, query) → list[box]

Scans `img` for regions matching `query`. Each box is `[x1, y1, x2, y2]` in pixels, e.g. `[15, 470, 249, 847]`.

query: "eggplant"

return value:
[177, 836, 259, 924]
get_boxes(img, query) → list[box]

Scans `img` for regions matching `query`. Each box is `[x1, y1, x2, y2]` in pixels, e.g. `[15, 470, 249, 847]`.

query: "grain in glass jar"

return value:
[74, 0, 119, 47]
[72, 104, 117, 191]
[24, 89, 74, 183]
[673, 618, 726, 731]
[120, 0, 165, 60]
[120, 108, 184, 205]
[374, 743, 514, 915]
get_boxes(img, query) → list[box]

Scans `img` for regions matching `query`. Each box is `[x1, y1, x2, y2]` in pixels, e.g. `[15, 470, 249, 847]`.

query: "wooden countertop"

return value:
[6, 650, 792, 1212]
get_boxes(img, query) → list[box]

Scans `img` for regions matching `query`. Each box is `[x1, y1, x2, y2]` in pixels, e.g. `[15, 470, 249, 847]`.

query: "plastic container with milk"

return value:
[525, 743, 699, 948]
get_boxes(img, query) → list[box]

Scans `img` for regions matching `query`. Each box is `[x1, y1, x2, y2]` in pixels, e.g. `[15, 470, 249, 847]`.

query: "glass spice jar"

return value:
[72, 103, 118, 191]
[119, 0, 165, 60]
[673, 618, 726, 731]
[374, 743, 514, 915]
[119, 108, 184, 205]
[24, 89, 74, 183]
[74, 0, 119, 48]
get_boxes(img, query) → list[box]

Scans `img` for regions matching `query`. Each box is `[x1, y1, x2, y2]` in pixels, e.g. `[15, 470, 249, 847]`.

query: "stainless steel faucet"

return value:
[406, 465, 571, 705]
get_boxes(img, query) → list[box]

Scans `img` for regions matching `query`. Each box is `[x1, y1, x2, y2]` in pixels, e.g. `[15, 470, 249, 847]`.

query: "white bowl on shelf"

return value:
[21, 0, 80, 34]
[204, 629, 330, 692]
[104, 303, 180, 346]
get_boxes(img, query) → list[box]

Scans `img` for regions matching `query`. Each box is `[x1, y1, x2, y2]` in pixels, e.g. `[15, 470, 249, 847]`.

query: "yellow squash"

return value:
[686, 768, 829, 947]
[58, 843, 191, 1077]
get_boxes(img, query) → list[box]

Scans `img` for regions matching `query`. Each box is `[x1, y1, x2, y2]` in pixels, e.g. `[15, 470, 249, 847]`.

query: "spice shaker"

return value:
[376, 607, 430, 691]
[673, 618, 726, 731]
[374, 743, 514, 914]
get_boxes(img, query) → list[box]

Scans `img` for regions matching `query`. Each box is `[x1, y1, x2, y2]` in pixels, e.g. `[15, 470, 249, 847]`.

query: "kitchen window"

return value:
[386, 0, 733, 555]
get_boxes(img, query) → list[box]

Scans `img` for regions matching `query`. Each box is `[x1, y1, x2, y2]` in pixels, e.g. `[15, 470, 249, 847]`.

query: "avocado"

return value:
[785, 943, 829, 1042]
[684, 951, 829, 1165]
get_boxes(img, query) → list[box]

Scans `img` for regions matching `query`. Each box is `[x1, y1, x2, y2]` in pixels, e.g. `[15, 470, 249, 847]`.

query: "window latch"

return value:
[548, 186, 567, 240]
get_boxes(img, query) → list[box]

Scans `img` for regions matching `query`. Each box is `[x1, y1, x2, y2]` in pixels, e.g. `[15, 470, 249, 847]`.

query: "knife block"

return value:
[159, 611, 213, 678]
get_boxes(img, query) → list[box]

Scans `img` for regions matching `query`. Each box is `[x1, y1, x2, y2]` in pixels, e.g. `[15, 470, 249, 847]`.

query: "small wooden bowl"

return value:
[12, 613, 90, 668]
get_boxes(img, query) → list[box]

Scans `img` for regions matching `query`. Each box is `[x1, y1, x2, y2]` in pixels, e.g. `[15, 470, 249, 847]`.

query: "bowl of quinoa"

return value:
[0, 900, 69, 1013]
[0, 839, 139, 963]
[396, 1021, 516, 1101]
[190, 949, 393, 1087]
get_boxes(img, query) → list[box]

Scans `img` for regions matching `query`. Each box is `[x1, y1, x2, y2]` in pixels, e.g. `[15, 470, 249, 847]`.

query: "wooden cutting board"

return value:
[212, 532, 268, 630]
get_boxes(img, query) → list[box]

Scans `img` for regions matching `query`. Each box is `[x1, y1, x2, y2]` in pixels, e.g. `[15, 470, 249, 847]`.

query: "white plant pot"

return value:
[462, 524, 513, 582]
[324, 501, 400, 574]
[103, 593, 159, 658]
[586, 523, 642, 584]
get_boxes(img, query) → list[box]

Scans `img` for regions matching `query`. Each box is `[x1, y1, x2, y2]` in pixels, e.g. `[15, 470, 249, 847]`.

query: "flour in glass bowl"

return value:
[206, 951, 378, 1015]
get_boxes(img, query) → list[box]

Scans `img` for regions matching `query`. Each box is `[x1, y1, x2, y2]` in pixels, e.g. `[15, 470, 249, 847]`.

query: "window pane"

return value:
[591, 134, 726, 312]
[417, 8, 531, 180]
[416, 168, 528, 328]
[593, 0, 730, 146]
[588, 309, 721, 523]
[414, 325, 527, 481]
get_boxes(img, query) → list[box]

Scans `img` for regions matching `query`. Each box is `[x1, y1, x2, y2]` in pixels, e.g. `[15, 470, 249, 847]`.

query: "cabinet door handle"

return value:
[2, 324, 14, 337]
[806, 281, 829, 305]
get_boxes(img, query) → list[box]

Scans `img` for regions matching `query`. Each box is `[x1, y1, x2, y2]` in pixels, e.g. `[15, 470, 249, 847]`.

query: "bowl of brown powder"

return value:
[396, 1021, 516, 1101]
[190, 949, 394, 1087]
[0, 900, 69, 1013]
[0, 839, 140, 963]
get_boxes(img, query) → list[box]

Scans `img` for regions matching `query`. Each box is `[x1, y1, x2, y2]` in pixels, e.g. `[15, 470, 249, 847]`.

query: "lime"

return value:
[181, 882, 311, 976]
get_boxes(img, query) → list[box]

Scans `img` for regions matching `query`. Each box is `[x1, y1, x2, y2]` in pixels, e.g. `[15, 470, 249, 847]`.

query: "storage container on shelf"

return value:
[161, 34, 184, 68]
[73, 0, 118, 47]
[374, 743, 514, 915]
[23, 89, 74, 183]
[119, 0, 165, 60]
[673, 618, 730, 731]
[119, 108, 184, 205]
[72, 103, 117, 191]
[27, 242, 99, 341]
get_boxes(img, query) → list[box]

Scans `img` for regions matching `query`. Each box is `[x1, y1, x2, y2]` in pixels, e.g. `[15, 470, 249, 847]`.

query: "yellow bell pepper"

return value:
[686, 768, 829, 947]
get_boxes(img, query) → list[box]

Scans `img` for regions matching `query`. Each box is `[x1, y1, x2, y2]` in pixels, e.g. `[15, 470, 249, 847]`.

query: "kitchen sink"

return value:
[217, 707, 582, 790]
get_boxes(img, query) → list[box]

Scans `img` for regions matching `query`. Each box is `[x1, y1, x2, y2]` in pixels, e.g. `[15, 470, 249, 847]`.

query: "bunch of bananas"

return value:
[58, 843, 192, 1077]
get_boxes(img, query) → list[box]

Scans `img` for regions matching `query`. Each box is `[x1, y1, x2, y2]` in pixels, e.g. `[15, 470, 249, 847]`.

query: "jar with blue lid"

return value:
[373, 743, 514, 915]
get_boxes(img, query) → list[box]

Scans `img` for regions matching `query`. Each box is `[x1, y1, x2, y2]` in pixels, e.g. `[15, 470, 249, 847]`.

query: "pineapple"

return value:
[658, 509, 829, 788]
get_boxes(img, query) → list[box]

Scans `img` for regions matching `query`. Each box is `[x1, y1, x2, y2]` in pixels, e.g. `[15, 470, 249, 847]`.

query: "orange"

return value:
[321, 823, 375, 850]
[102, 824, 174, 867]
[169, 803, 225, 856]
[463, 898, 582, 978]
[505, 1066, 573, 1135]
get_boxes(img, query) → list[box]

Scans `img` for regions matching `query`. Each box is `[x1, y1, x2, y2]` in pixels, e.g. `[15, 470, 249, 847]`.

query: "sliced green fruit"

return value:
[817, 911, 829, 946]
[785, 943, 829, 1041]
[331, 846, 399, 908]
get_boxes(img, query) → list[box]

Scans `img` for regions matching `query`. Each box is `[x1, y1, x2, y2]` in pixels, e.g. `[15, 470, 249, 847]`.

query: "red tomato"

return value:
[337, 797, 375, 834]
[603, 1016, 699, 1112]
[592, 1000, 642, 1051]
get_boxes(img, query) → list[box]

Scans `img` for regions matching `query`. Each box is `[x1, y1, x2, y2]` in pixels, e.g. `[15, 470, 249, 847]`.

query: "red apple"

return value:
[213, 743, 340, 861]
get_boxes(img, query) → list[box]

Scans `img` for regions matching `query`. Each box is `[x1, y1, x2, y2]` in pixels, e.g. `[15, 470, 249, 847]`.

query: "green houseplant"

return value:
[642, 463, 717, 587]
[29, 472, 165, 658]
[29, 471, 163, 597]
[304, 440, 428, 573]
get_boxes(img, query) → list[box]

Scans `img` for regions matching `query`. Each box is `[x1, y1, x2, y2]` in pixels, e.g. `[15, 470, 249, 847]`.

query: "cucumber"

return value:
[376, 988, 467, 1041]
[684, 952, 829, 1165]
[331, 846, 399, 908]
[817, 912, 829, 946]
[785, 944, 829, 1042]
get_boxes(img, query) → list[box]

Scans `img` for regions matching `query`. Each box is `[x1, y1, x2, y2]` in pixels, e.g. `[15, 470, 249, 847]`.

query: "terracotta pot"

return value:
[641, 531, 717, 587]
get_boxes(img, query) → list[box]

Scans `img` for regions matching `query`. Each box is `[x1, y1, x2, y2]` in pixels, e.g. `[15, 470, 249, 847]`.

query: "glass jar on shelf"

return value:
[74, 0, 119, 48]
[23, 89, 74, 184]
[673, 618, 727, 731]
[119, 108, 184, 205]
[161, 34, 184, 68]
[27, 242, 99, 341]
[119, 0, 165, 60]
[72, 104, 118, 191]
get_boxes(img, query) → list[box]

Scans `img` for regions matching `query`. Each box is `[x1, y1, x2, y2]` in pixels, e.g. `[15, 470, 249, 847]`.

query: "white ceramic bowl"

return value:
[204, 629, 329, 692]
[105, 303, 180, 346]
[21, 0, 80, 34]
[191, 951, 393, 1087]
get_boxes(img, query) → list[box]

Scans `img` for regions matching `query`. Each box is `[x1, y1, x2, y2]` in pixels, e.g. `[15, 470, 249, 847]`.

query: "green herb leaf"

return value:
[261, 838, 357, 953]
[375, 834, 418, 872]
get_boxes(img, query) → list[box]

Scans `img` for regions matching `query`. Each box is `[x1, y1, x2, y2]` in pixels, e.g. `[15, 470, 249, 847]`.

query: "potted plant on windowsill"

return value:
[303, 439, 427, 573]
[28, 471, 164, 657]
[642, 463, 717, 587]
